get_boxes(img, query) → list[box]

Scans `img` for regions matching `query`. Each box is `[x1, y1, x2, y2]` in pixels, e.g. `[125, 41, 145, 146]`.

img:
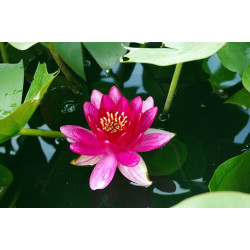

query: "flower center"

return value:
[100, 111, 128, 134]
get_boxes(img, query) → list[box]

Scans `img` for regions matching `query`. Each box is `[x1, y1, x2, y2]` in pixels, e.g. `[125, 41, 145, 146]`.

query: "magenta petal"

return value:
[89, 154, 117, 190]
[140, 107, 158, 132]
[83, 102, 98, 120]
[108, 86, 122, 104]
[130, 96, 142, 115]
[127, 133, 144, 149]
[60, 125, 83, 142]
[117, 97, 130, 114]
[70, 142, 104, 156]
[118, 156, 152, 186]
[100, 95, 116, 111]
[72, 155, 102, 166]
[91, 90, 103, 109]
[142, 96, 154, 113]
[101, 140, 119, 154]
[72, 127, 100, 146]
[116, 150, 140, 167]
[133, 128, 175, 152]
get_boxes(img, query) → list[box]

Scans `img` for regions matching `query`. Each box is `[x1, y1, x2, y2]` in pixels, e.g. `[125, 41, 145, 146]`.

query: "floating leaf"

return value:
[9, 42, 37, 50]
[0, 61, 24, 119]
[121, 42, 225, 66]
[0, 164, 13, 188]
[83, 42, 129, 70]
[173, 191, 250, 208]
[242, 64, 250, 93]
[209, 151, 250, 193]
[0, 63, 58, 143]
[142, 138, 187, 176]
[217, 42, 250, 76]
[225, 88, 250, 109]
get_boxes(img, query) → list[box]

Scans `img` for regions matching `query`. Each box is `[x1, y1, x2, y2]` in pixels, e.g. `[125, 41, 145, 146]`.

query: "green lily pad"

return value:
[83, 42, 129, 71]
[209, 151, 250, 193]
[0, 164, 13, 188]
[173, 191, 250, 208]
[121, 42, 225, 66]
[9, 42, 37, 50]
[225, 88, 250, 109]
[242, 64, 250, 93]
[0, 63, 58, 143]
[0, 61, 24, 119]
[217, 42, 250, 76]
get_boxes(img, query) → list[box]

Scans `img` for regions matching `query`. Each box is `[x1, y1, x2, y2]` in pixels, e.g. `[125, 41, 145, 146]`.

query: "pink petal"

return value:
[89, 154, 117, 190]
[126, 133, 144, 149]
[101, 140, 119, 154]
[100, 95, 116, 111]
[71, 155, 102, 166]
[108, 86, 122, 104]
[60, 125, 83, 142]
[133, 128, 175, 152]
[70, 142, 104, 156]
[86, 114, 98, 133]
[116, 150, 140, 167]
[84, 102, 98, 120]
[72, 127, 100, 146]
[118, 156, 152, 186]
[140, 107, 158, 132]
[91, 90, 103, 109]
[142, 96, 154, 113]
[130, 96, 142, 116]
[117, 97, 130, 114]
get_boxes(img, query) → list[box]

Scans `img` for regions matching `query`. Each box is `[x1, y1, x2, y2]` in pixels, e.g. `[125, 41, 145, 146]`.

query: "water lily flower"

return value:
[60, 86, 175, 190]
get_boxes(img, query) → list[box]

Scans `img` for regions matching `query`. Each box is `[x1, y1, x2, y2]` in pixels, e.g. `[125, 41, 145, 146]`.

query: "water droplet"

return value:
[55, 138, 65, 144]
[200, 103, 206, 108]
[105, 70, 110, 74]
[84, 60, 91, 67]
[159, 113, 170, 122]
[216, 89, 228, 99]
[61, 101, 76, 114]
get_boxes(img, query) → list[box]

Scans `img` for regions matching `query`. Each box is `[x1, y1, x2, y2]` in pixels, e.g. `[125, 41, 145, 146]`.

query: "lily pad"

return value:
[83, 42, 129, 71]
[217, 42, 250, 76]
[0, 63, 58, 143]
[0, 61, 24, 119]
[225, 88, 250, 109]
[209, 151, 250, 193]
[0, 164, 13, 188]
[173, 191, 250, 208]
[121, 42, 225, 66]
[9, 42, 37, 50]
[242, 64, 250, 93]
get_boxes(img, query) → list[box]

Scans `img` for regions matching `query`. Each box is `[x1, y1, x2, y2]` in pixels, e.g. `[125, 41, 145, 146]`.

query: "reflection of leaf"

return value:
[0, 63, 58, 143]
[142, 138, 187, 176]
[217, 42, 250, 76]
[9, 42, 37, 50]
[121, 42, 225, 66]
[173, 191, 250, 208]
[209, 151, 250, 193]
[0, 61, 24, 119]
[225, 88, 250, 109]
[0, 164, 13, 188]
[242, 64, 250, 93]
[83, 42, 129, 70]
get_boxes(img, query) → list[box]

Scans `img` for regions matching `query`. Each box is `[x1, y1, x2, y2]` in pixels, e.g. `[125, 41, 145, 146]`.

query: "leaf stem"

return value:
[47, 42, 80, 92]
[18, 128, 65, 139]
[0, 42, 9, 63]
[162, 63, 183, 118]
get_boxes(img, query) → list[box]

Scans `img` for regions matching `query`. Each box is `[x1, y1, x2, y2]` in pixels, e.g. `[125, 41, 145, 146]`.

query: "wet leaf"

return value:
[83, 42, 129, 70]
[142, 138, 187, 176]
[0, 63, 58, 143]
[9, 42, 37, 50]
[121, 42, 225, 66]
[225, 88, 250, 109]
[0, 164, 13, 188]
[209, 151, 250, 193]
[242, 64, 250, 93]
[217, 42, 250, 76]
[173, 191, 250, 208]
[0, 61, 24, 119]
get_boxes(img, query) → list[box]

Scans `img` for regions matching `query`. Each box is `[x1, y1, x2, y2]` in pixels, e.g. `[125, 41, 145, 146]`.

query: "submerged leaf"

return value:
[225, 88, 250, 109]
[0, 164, 13, 188]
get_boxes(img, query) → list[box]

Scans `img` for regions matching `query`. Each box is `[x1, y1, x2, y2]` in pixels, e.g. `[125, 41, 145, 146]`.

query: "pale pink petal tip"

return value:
[142, 96, 154, 113]
[90, 89, 103, 109]
[118, 156, 152, 186]
[60, 125, 81, 142]
[71, 155, 102, 166]
[145, 128, 176, 140]
[89, 155, 117, 190]
[108, 86, 122, 104]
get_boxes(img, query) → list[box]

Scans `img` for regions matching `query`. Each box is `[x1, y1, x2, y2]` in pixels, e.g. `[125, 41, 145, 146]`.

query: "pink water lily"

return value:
[60, 86, 175, 190]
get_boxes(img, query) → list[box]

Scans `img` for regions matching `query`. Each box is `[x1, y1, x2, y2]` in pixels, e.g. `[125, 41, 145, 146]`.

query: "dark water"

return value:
[0, 44, 249, 208]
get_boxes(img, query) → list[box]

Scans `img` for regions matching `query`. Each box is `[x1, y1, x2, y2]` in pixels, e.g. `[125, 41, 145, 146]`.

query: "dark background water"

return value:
[0, 43, 249, 208]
